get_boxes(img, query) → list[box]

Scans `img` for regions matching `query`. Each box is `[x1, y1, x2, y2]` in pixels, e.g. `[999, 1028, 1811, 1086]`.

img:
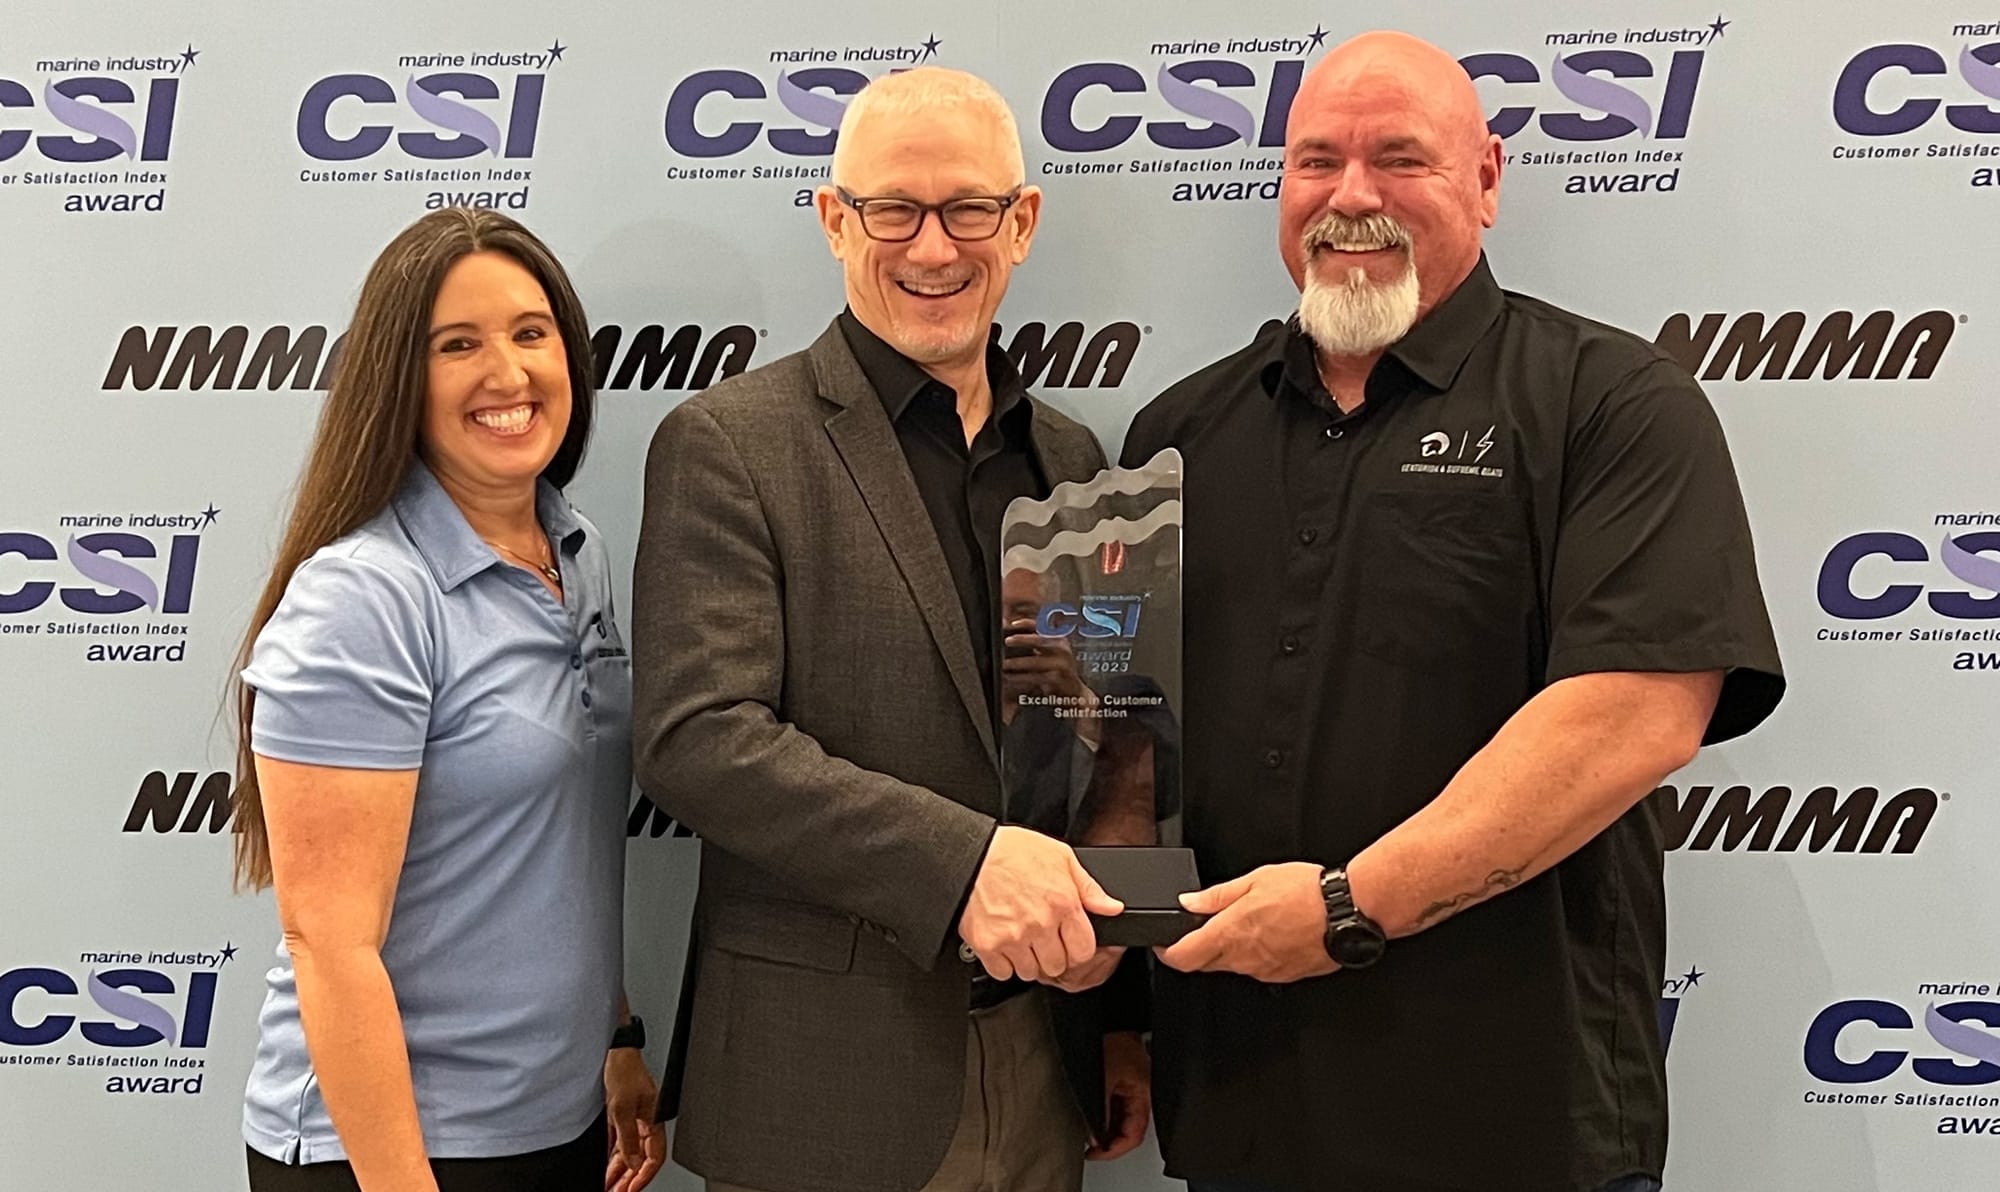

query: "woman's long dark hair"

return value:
[230, 207, 596, 890]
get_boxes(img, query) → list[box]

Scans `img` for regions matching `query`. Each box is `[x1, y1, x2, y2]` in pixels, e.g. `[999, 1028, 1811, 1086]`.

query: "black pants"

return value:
[245, 1112, 606, 1192]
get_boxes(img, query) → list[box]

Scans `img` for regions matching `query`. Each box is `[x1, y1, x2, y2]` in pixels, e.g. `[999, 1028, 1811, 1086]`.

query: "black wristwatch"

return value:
[609, 1016, 646, 1051]
[1320, 867, 1387, 969]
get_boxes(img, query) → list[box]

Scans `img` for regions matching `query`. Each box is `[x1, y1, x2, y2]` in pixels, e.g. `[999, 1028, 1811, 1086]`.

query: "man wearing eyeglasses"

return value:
[632, 67, 1151, 1192]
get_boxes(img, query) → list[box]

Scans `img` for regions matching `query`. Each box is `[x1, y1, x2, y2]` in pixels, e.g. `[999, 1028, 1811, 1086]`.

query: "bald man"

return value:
[635, 68, 1148, 1192]
[1120, 31, 1784, 1192]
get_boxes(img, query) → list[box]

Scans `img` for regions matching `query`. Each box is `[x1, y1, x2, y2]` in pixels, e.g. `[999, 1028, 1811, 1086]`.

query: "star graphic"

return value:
[178, 44, 200, 71]
[1306, 24, 1330, 52]
[1707, 14, 1730, 41]
[1681, 966, 1704, 989]
[219, 942, 238, 965]
[546, 40, 567, 65]
[920, 34, 942, 62]
[197, 503, 220, 529]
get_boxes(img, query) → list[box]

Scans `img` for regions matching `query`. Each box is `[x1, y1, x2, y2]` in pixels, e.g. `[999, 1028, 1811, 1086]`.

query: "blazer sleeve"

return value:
[631, 398, 996, 971]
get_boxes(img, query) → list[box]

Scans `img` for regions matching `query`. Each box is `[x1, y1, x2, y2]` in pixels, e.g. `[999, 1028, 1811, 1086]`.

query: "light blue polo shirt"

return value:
[240, 458, 631, 1163]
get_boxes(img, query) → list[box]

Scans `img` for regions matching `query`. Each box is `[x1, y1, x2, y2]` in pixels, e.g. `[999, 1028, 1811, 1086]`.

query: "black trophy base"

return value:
[1076, 846, 1207, 949]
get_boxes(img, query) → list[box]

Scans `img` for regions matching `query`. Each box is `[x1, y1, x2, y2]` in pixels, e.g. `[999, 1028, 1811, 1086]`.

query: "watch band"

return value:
[609, 1015, 646, 1051]
[1321, 866, 1387, 969]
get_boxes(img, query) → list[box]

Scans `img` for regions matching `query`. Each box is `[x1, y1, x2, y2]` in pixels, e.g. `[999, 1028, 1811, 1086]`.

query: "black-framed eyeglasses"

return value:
[835, 186, 1023, 243]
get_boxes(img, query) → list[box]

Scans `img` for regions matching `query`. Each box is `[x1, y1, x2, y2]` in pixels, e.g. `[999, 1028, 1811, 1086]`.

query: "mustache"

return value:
[1303, 212, 1412, 254]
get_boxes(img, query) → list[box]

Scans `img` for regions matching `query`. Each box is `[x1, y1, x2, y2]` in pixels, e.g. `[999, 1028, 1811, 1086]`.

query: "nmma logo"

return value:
[591, 324, 756, 391]
[990, 321, 1141, 389]
[1652, 309, 1957, 381]
[627, 794, 693, 839]
[101, 323, 760, 392]
[123, 771, 232, 834]
[101, 322, 1138, 393]
[102, 325, 341, 390]
[1655, 783, 1939, 854]
[139, 771, 703, 842]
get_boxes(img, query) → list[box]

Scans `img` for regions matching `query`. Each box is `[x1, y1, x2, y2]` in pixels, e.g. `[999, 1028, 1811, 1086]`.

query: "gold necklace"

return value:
[487, 538, 560, 585]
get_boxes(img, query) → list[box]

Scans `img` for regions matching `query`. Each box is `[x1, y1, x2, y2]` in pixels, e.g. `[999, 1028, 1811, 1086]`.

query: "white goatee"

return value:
[1294, 212, 1420, 357]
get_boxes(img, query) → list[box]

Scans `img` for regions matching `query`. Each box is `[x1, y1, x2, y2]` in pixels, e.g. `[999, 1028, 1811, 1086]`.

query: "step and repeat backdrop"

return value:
[2, 1, 1996, 1188]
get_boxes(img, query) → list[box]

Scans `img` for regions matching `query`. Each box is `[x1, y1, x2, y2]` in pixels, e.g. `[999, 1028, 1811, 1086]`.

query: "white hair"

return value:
[832, 66, 1026, 188]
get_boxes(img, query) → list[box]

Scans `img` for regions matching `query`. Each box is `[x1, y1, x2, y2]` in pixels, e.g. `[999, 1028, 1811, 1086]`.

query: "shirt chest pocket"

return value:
[1349, 487, 1538, 668]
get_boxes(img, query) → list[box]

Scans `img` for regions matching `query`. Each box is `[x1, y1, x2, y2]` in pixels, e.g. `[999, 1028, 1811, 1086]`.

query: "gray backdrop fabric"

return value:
[3, 2, 1995, 1188]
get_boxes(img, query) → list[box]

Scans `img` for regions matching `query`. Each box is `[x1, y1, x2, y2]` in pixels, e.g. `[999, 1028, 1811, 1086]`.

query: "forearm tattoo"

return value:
[1409, 866, 1526, 933]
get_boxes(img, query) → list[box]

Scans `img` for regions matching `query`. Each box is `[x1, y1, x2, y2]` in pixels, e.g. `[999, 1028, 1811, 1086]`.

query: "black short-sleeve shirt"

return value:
[1120, 255, 1784, 1192]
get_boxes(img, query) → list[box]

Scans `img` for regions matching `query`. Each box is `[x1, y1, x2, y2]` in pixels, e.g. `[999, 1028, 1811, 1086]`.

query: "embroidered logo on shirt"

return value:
[1402, 425, 1504, 478]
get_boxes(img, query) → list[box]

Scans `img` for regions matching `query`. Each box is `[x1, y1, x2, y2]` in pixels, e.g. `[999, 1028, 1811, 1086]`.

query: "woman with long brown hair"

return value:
[230, 208, 662, 1192]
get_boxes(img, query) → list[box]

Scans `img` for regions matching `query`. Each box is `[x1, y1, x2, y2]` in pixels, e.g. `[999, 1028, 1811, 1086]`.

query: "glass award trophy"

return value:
[998, 447, 1202, 948]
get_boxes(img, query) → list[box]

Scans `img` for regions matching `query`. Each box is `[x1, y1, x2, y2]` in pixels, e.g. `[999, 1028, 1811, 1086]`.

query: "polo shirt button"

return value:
[1263, 749, 1283, 769]
[581, 690, 592, 709]
[1280, 635, 1300, 655]
[570, 653, 583, 670]
[1325, 426, 1344, 440]
[958, 942, 978, 964]
[1297, 528, 1318, 545]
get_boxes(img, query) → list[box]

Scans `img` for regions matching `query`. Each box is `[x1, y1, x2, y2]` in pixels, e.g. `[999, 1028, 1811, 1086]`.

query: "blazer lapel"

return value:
[811, 323, 998, 767]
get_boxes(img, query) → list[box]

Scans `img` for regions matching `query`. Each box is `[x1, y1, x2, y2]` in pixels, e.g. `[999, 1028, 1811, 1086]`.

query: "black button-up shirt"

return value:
[838, 311, 1046, 722]
[1121, 256, 1784, 1192]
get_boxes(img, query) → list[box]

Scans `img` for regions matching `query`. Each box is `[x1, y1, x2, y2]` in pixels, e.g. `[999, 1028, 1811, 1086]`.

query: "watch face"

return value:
[1331, 922, 1387, 968]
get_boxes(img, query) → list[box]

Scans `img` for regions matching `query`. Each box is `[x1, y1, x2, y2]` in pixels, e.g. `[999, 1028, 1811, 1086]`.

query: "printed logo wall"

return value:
[0, 43, 189, 214]
[3, 3, 1997, 1191]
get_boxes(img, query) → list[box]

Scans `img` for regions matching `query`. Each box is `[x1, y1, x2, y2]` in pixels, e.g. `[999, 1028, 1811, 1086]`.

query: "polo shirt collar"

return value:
[393, 457, 584, 593]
